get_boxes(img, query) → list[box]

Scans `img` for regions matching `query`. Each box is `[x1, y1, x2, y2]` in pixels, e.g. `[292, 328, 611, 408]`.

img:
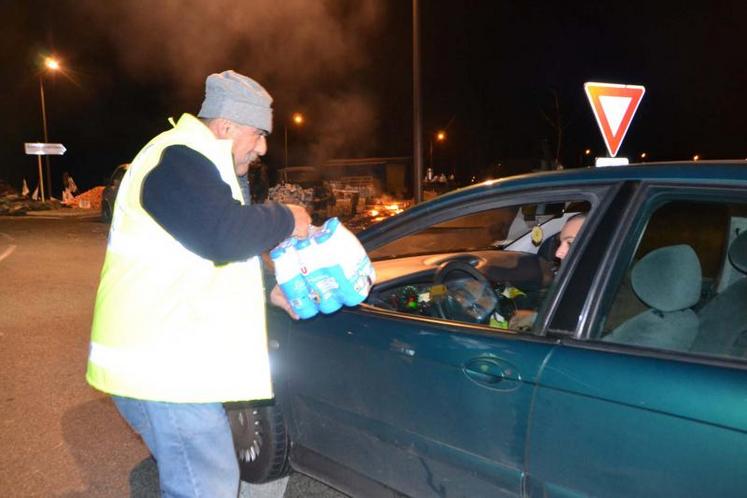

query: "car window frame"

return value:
[357, 184, 615, 337]
[543, 180, 637, 336]
[575, 182, 747, 369]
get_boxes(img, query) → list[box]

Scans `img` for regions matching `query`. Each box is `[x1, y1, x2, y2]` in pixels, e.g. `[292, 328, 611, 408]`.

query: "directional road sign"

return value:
[24, 142, 67, 156]
[24, 142, 67, 203]
[584, 82, 645, 158]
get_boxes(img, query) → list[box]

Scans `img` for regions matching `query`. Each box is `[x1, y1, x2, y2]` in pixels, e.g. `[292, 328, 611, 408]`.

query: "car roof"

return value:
[448, 161, 747, 200]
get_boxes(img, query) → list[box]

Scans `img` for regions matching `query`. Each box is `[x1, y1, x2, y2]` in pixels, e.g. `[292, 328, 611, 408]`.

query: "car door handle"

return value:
[463, 358, 521, 390]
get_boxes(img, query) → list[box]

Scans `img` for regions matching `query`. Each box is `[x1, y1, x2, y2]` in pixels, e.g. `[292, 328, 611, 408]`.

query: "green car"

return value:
[229, 161, 747, 498]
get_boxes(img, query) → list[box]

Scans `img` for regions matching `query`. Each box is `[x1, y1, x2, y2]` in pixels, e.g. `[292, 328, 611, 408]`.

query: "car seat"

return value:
[603, 244, 702, 351]
[690, 230, 747, 357]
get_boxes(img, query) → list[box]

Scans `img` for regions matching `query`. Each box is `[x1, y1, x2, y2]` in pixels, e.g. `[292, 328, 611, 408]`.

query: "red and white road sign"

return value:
[584, 82, 645, 157]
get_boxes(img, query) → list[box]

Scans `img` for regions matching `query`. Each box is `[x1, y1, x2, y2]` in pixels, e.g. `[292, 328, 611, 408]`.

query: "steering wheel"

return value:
[432, 260, 494, 321]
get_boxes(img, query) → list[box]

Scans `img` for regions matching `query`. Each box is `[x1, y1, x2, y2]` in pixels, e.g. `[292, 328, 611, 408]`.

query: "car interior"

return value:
[364, 201, 591, 331]
[600, 200, 747, 361]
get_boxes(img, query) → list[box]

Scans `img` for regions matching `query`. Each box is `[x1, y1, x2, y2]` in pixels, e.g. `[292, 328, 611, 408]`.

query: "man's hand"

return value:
[285, 204, 312, 239]
[270, 284, 299, 320]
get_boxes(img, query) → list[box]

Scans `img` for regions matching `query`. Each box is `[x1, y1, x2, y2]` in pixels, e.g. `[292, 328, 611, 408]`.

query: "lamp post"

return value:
[581, 148, 592, 167]
[429, 130, 446, 172]
[39, 57, 60, 199]
[283, 112, 304, 182]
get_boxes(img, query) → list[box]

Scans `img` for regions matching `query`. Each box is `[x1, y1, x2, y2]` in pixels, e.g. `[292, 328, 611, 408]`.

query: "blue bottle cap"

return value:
[323, 217, 340, 231]
[269, 245, 285, 259]
[315, 229, 333, 244]
[295, 238, 311, 249]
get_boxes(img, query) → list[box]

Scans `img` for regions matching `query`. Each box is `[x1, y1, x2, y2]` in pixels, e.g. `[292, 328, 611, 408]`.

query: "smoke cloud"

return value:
[76, 0, 386, 164]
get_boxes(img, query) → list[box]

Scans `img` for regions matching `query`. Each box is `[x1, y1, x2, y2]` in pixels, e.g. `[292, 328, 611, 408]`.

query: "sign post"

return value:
[584, 82, 645, 166]
[24, 142, 67, 202]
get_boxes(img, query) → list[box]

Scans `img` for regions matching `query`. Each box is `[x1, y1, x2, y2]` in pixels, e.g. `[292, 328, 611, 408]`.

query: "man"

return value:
[62, 171, 78, 202]
[87, 70, 310, 497]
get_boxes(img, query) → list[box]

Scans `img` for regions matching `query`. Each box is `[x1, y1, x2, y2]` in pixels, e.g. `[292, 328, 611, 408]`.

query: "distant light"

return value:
[291, 112, 304, 125]
[640, 152, 647, 159]
[693, 154, 700, 161]
[436, 130, 446, 142]
[584, 149, 591, 155]
[44, 57, 60, 71]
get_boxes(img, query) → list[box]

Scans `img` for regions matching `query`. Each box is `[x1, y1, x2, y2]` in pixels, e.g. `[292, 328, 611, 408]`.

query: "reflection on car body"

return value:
[101, 163, 129, 223]
[228, 161, 747, 498]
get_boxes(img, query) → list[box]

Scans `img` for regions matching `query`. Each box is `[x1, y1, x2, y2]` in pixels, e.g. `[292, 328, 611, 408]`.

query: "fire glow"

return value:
[367, 201, 405, 222]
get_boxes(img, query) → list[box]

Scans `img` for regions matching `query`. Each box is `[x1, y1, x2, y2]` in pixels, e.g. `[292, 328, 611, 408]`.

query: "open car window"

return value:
[369, 202, 581, 261]
[365, 200, 592, 333]
[368, 207, 519, 260]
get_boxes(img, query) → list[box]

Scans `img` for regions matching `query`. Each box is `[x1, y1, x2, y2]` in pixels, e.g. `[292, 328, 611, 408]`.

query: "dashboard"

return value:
[367, 250, 553, 326]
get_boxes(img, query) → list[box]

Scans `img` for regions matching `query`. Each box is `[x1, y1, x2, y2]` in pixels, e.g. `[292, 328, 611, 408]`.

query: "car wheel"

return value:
[225, 404, 291, 483]
[101, 201, 112, 223]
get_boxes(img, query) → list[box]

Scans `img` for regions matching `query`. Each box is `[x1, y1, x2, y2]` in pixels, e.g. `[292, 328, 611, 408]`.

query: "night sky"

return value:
[1, 1, 744, 195]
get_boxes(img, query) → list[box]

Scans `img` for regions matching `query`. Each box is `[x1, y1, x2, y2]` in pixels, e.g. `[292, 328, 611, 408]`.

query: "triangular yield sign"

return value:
[584, 82, 645, 157]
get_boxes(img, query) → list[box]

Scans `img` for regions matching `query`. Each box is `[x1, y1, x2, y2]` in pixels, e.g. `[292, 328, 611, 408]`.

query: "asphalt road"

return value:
[0, 211, 345, 497]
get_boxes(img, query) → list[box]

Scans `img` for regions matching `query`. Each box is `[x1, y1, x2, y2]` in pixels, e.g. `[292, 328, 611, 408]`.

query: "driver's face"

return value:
[555, 216, 585, 260]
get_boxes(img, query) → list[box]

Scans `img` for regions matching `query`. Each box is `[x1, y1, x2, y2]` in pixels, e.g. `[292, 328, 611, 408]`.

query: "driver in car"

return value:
[507, 213, 587, 330]
[554, 213, 586, 261]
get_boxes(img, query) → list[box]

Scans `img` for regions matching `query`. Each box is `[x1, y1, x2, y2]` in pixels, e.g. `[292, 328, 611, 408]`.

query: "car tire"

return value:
[101, 201, 112, 223]
[225, 404, 291, 483]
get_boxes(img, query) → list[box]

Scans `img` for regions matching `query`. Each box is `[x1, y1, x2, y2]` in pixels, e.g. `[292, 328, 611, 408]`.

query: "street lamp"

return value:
[429, 129, 446, 172]
[640, 152, 647, 161]
[693, 154, 700, 161]
[39, 56, 61, 200]
[283, 112, 304, 182]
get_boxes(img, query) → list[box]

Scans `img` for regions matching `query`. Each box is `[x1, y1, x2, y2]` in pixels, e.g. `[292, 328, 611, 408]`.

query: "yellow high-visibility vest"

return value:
[87, 113, 273, 403]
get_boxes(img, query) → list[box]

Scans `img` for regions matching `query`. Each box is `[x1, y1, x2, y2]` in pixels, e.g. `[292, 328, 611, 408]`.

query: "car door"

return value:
[285, 307, 555, 497]
[280, 186, 613, 497]
[525, 185, 747, 498]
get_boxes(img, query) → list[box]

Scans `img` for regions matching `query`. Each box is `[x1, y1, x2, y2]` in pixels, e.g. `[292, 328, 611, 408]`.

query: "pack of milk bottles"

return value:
[270, 217, 376, 319]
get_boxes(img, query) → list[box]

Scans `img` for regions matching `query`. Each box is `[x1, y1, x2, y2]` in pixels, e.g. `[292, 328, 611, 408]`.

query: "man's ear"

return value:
[208, 118, 232, 139]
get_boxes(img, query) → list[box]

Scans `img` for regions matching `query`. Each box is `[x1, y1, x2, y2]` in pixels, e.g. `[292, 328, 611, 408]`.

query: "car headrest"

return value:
[631, 244, 701, 312]
[483, 253, 548, 291]
[728, 230, 747, 274]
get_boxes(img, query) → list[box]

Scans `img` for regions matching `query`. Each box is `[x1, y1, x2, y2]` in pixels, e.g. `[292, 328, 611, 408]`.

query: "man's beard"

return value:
[237, 153, 259, 171]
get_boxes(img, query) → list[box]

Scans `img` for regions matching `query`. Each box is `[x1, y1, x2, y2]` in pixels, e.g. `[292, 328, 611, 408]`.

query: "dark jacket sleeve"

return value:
[141, 144, 295, 262]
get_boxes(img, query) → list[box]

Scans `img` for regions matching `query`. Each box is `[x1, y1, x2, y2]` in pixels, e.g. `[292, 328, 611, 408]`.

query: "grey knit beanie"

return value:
[197, 70, 273, 133]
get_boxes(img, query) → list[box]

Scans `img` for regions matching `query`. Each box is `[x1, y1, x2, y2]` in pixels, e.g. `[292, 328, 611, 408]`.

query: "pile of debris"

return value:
[63, 186, 104, 210]
[340, 196, 412, 233]
[0, 179, 106, 216]
[268, 183, 314, 211]
[0, 180, 62, 216]
[267, 182, 414, 233]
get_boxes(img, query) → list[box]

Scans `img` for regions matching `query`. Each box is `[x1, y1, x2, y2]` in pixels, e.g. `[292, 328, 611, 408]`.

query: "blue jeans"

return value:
[113, 396, 239, 498]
